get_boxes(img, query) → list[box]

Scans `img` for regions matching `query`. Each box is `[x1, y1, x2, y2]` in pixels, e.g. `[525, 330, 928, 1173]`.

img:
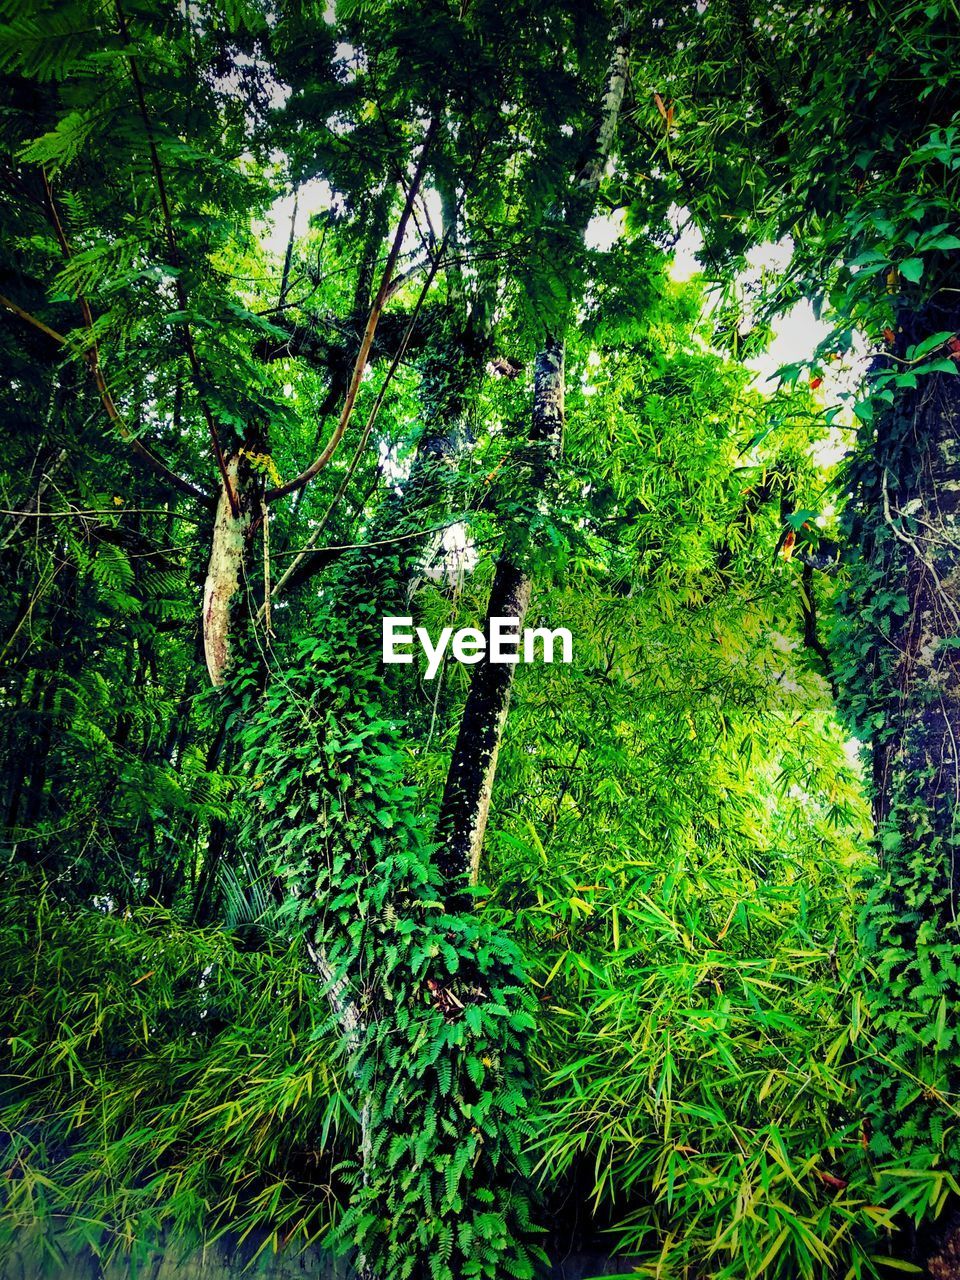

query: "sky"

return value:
[264, 189, 846, 383]
[260, 188, 864, 475]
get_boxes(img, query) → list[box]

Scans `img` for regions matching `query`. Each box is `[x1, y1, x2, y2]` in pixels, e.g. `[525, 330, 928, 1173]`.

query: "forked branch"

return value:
[264, 116, 440, 502]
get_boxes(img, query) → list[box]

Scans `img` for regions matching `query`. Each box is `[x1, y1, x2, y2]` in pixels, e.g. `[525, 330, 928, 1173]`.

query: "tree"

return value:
[634, 1, 960, 1251]
[1, 1, 956, 1277]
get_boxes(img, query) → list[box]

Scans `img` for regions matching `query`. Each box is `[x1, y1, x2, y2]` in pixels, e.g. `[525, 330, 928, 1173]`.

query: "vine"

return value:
[230, 613, 543, 1280]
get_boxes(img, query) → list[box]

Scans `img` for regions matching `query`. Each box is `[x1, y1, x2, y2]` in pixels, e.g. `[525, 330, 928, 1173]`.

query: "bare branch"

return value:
[0, 292, 67, 345]
[265, 116, 440, 502]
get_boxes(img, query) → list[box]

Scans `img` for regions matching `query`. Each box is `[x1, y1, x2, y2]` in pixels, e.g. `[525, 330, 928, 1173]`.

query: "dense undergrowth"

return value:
[0, 820, 936, 1280]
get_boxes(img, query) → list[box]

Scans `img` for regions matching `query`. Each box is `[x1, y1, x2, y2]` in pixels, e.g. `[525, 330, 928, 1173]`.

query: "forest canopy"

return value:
[1, 1, 959, 1278]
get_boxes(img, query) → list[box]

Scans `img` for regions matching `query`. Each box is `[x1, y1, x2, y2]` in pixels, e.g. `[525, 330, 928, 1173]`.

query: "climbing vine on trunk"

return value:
[230, 624, 542, 1280]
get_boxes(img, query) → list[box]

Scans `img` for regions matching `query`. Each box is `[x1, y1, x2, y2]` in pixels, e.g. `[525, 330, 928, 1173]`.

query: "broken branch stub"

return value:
[202, 454, 256, 686]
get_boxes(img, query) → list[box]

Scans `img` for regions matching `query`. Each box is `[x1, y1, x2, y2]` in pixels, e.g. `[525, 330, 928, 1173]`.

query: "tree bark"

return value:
[869, 365, 960, 848]
[202, 454, 257, 687]
[433, 8, 627, 889]
[435, 343, 564, 887]
[838, 295, 960, 1221]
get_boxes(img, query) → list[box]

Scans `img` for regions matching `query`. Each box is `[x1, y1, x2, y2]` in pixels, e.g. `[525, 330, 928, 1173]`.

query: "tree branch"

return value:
[278, 187, 299, 312]
[0, 292, 67, 345]
[264, 116, 440, 503]
[265, 224, 448, 601]
[800, 561, 837, 696]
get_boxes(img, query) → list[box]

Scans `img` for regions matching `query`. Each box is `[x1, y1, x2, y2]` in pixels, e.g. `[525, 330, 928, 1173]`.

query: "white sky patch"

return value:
[667, 205, 704, 281]
[379, 438, 410, 486]
[744, 238, 793, 275]
[668, 214, 866, 396]
[401, 188, 443, 260]
[260, 178, 333, 258]
[439, 521, 478, 580]
[666, 211, 869, 473]
[670, 219, 829, 380]
[412, 521, 478, 593]
[334, 42, 366, 77]
[582, 347, 602, 397]
[810, 429, 852, 470]
[747, 300, 831, 387]
[266, 73, 291, 111]
[737, 239, 854, 395]
[584, 207, 625, 252]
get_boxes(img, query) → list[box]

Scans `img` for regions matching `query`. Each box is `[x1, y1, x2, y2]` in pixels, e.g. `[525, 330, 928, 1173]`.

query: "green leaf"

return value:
[907, 332, 955, 361]
[899, 258, 925, 283]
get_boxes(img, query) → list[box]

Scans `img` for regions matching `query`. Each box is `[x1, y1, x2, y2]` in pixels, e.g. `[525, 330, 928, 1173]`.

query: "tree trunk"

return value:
[202, 453, 257, 687]
[433, 9, 628, 887]
[838, 295, 960, 1214]
[435, 341, 564, 888]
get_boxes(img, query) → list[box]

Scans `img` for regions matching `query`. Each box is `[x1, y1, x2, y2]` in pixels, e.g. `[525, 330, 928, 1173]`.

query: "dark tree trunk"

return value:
[435, 341, 564, 890]
[869, 363, 960, 846]
[433, 557, 532, 887]
[431, 12, 627, 889]
[837, 291, 960, 1205]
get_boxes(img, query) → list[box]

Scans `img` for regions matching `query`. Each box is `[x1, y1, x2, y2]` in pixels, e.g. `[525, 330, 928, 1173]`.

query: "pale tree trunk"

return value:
[201, 453, 257, 687]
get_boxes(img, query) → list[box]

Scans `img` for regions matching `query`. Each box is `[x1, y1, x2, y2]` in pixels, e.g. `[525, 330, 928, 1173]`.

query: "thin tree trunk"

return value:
[435, 342, 564, 887]
[433, 10, 628, 887]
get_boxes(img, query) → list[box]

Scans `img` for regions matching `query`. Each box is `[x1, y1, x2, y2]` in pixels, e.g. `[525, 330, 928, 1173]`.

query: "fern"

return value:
[92, 541, 134, 594]
[0, 10, 102, 80]
[20, 108, 106, 170]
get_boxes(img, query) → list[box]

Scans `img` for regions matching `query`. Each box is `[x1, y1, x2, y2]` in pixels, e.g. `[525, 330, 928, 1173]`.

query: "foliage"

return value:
[225, 622, 545, 1280]
[1, 0, 959, 1276]
[635, 0, 960, 1228]
[511, 833, 881, 1280]
[0, 879, 350, 1268]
